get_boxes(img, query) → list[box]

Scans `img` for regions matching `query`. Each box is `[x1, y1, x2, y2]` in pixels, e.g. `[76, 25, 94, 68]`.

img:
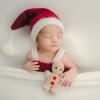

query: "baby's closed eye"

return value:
[44, 34, 52, 38]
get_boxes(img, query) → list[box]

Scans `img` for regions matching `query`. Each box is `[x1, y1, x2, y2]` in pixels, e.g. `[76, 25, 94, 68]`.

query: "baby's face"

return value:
[36, 25, 63, 52]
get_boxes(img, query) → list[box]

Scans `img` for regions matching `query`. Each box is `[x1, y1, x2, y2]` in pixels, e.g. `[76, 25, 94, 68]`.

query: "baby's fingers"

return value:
[60, 79, 72, 87]
[32, 65, 40, 68]
[31, 65, 40, 70]
[29, 60, 38, 64]
[60, 80, 67, 86]
[64, 81, 71, 87]
[31, 61, 39, 65]
[31, 67, 39, 71]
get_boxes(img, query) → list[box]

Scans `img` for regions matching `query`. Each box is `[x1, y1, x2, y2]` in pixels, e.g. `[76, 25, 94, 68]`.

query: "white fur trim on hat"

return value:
[31, 17, 64, 41]
[31, 17, 64, 60]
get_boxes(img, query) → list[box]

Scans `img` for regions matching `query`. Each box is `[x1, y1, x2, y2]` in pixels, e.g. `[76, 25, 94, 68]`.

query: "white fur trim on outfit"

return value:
[52, 48, 66, 62]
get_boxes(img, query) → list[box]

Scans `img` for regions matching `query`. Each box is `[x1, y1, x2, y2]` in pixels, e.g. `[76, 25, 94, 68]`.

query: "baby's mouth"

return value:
[51, 44, 59, 47]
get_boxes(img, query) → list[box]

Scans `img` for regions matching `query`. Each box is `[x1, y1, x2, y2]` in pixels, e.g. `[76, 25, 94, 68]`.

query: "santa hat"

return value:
[1, 8, 64, 57]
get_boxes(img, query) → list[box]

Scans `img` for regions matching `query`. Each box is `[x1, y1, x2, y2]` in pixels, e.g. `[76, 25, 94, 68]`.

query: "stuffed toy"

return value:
[42, 62, 64, 94]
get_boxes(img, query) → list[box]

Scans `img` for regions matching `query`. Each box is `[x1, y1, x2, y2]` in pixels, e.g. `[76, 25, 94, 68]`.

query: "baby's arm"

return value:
[24, 51, 40, 72]
[26, 51, 33, 61]
[60, 53, 78, 87]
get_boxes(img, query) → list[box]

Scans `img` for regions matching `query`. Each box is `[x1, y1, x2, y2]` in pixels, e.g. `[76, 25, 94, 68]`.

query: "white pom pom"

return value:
[1, 39, 18, 56]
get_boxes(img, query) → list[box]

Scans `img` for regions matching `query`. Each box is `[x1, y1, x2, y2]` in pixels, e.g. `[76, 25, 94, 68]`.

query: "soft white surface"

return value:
[0, 75, 99, 100]
[0, 65, 100, 84]
[0, 65, 100, 100]
[0, 0, 100, 100]
[0, 0, 100, 71]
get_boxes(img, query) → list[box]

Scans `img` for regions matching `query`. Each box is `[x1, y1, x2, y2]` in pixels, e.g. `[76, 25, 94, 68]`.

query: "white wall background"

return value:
[0, 0, 100, 72]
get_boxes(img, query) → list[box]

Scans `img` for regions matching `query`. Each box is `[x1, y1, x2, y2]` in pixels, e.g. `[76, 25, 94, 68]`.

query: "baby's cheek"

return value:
[45, 39, 52, 45]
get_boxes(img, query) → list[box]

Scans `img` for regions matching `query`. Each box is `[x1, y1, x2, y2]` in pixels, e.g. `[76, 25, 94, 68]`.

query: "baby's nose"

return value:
[52, 36, 59, 42]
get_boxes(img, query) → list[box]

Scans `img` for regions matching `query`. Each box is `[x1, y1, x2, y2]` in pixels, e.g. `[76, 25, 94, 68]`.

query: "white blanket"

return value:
[0, 66, 100, 86]
[0, 66, 100, 100]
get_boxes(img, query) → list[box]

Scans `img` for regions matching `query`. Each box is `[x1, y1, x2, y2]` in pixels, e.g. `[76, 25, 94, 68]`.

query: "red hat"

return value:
[11, 8, 64, 38]
[2, 8, 64, 57]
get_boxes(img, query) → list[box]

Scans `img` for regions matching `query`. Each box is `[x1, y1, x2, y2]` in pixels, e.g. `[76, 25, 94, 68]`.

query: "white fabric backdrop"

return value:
[0, 0, 100, 100]
[0, 0, 100, 72]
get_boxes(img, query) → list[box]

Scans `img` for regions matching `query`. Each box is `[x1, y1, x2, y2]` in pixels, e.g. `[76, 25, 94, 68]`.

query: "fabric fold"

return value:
[0, 66, 100, 86]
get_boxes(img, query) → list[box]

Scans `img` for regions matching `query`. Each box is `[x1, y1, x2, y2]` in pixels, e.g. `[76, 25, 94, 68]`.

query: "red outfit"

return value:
[33, 61, 69, 72]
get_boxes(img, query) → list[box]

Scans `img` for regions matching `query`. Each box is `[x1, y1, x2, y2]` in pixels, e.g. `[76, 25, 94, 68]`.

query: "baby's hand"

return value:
[59, 68, 77, 87]
[24, 60, 40, 72]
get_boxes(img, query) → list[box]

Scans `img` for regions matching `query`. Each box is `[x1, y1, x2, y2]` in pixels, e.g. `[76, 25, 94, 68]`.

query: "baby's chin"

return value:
[50, 47, 60, 53]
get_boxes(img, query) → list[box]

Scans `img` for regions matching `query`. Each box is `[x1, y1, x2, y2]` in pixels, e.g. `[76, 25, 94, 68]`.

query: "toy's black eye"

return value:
[55, 67, 57, 69]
